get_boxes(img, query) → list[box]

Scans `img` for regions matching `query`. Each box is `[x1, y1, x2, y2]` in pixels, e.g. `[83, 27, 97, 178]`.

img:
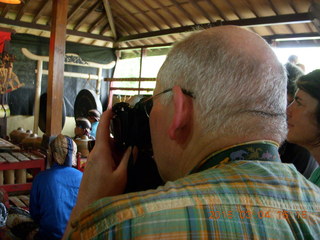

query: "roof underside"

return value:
[0, 0, 319, 49]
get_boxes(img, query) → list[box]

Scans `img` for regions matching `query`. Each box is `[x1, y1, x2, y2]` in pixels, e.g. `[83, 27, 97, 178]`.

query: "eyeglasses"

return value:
[142, 88, 195, 118]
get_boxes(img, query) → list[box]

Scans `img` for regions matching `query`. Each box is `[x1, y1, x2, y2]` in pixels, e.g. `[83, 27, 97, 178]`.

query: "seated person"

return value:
[74, 117, 94, 140]
[87, 109, 101, 138]
[30, 134, 83, 240]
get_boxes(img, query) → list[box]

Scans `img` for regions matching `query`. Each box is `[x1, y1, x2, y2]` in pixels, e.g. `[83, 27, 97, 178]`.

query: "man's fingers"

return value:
[95, 109, 113, 143]
[132, 146, 139, 164]
[116, 146, 132, 174]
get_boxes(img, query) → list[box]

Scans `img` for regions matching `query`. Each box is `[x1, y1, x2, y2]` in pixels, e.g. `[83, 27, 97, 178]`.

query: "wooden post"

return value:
[33, 60, 42, 134]
[96, 67, 102, 96]
[47, 0, 68, 136]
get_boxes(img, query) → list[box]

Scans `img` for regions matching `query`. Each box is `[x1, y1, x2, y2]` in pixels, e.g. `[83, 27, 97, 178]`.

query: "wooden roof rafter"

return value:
[102, 0, 117, 39]
[170, 0, 199, 25]
[32, 0, 52, 24]
[127, 0, 162, 31]
[114, 0, 152, 33]
[241, 0, 277, 35]
[118, 12, 311, 42]
[88, 14, 107, 33]
[190, 0, 216, 23]
[157, 1, 184, 27]
[267, 0, 279, 15]
[140, 0, 174, 29]
[16, 0, 31, 21]
[157, 36, 167, 44]
[114, 20, 131, 36]
[1, 4, 10, 17]
[224, 0, 242, 19]
[114, 14, 140, 35]
[74, 0, 102, 31]
[266, 0, 297, 34]
[204, 0, 229, 21]
[100, 23, 110, 35]
[67, 0, 88, 22]
[288, 0, 314, 33]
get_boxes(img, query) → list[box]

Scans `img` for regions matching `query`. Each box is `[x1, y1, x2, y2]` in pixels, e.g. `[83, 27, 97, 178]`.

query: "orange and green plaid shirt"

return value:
[68, 141, 320, 239]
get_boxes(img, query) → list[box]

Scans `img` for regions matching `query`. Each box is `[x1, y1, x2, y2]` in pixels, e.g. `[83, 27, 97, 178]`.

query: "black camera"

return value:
[110, 96, 152, 151]
[110, 96, 163, 192]
[110, 97, 163, 192]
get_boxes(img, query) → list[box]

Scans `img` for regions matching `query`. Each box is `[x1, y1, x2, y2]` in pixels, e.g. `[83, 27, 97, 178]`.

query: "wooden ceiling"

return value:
[0, 0, 319, 49]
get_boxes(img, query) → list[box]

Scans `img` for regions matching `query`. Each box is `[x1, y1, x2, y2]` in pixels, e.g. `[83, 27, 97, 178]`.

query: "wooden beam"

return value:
[224, 0, 241, 19]
[170, 0, 198, 25]
[140, 0, 174, 28]
[47, 0, 68, 135]
[190, 0, 215, 23]
[66, 29, 114, 42]
[157, 1, 183, 26]
[264, 32, 320, 41]
[205, 0, 228, 21]
[127, 0, 161, 29]
[242, 0, 276, 35]
[102, 0, 117, 39]
[0, 27, 15, 33]
[1, 5, 10, 17]
[118, 13, 311, 42]
[114, 15, 139, 34]
[100, 23, 111, 35]
[16, 0, 31, 21]
[0, 17, 114, 42]
[67, 0, 88, 21]
[33, 0, 51, 24]
[114, 0, 151, 32]
[74, 0, 101, 30]
[89, 14, 106, 33]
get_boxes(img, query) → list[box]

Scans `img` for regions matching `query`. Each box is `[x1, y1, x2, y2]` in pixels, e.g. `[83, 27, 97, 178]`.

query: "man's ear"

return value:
[168, 86, 193, 142]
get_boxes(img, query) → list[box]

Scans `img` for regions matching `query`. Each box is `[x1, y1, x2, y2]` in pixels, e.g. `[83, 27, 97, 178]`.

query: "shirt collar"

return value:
[190, 140, 280, 174]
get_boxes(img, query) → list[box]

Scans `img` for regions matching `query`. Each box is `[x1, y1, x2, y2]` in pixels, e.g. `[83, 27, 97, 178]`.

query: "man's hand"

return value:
[63, 109, 131, 238]
[77, 109, 131, 204]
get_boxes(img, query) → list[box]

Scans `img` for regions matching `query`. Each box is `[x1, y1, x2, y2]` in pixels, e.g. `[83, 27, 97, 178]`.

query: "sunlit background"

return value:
[273, 47, 320, 73]
[112, 46, 320, 96]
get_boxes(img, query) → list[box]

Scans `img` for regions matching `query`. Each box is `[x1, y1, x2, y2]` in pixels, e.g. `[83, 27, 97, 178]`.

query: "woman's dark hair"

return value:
[285, 62, 304, 97]
[297, 69, 320, 130]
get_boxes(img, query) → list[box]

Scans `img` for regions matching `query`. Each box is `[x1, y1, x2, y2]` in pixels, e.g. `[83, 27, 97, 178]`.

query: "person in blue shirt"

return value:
[30, 134, 83, 240]
[87, 109, 101, 138]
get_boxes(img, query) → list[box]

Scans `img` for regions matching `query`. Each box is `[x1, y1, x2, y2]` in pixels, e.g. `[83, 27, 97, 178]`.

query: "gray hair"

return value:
[157, 27, 287, 142]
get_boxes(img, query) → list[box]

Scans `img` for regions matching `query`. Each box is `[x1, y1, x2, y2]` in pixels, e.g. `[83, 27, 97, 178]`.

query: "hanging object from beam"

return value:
[0, 0, 21, 4]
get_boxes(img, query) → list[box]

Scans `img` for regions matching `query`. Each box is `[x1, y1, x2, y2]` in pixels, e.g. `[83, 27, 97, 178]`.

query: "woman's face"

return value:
[287, 89, 320, 148]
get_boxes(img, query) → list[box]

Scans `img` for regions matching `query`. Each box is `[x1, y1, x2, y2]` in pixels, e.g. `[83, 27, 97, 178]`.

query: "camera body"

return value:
[110, 97, 152, 151]
[111, 97, 163, 192]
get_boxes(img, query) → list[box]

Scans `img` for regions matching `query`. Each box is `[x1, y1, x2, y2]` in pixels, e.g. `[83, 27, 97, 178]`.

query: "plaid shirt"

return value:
[310, 167, 320, 187]
[68, 141, 320, 239]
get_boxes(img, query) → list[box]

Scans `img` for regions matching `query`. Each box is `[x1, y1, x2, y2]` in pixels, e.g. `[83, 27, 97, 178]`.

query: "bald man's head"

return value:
[205, 26, 278, 63]
[156, 26, 287, 142]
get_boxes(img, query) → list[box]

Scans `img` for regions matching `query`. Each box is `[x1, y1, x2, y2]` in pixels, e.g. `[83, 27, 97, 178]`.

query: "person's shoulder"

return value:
[32, 168, 50, 181]
[61, 166, 83, 176]
[70, 167, 84, 176]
